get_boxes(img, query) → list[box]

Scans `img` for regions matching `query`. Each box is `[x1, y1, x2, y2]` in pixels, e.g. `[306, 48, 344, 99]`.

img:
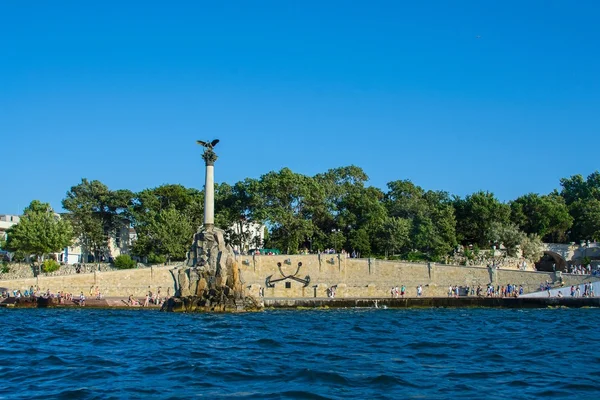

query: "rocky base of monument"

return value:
[163, 226, 263, 313]
[163, 267, 263, 312]
[161, 292, 262, 313]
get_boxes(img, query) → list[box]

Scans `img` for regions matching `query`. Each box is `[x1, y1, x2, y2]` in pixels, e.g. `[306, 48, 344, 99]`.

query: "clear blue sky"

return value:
[1, 1, 599, 214]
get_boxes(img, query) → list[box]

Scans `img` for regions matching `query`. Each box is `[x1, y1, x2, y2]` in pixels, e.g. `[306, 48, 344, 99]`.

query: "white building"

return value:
[0, 213, 84, 263]
[229, 221, 265, 254]
[0, 214, 20, 238]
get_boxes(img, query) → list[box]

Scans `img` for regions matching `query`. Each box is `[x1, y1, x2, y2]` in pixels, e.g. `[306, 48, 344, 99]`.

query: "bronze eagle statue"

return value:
[196, 139, 220, 149]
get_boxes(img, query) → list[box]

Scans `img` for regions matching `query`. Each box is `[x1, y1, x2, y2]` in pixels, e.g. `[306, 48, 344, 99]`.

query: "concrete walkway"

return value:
[521, 281, 600, 298]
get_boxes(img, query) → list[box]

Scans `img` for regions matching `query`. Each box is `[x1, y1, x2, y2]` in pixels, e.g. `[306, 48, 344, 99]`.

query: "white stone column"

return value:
[204, 163, 215, 228]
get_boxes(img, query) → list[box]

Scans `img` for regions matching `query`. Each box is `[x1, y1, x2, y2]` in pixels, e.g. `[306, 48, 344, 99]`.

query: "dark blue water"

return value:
[1, 308, 599, 399]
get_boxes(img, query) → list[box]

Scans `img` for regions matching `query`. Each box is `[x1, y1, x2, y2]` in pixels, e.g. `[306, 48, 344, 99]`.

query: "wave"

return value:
[2, 308, 600, 399]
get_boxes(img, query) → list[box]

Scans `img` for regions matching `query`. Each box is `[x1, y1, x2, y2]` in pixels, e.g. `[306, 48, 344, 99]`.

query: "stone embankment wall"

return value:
[236, 255, 596, 298]
[0, 265, 175, 297]
[0, 263, 133, 280]
[0, 255, 596, 298]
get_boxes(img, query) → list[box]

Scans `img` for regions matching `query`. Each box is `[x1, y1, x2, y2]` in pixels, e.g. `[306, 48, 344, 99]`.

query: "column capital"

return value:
[202, 149, 218, 165]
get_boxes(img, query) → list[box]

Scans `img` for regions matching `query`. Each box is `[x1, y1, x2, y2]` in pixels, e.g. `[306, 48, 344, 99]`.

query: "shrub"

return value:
[429, 255, 442, 263]
[147, 253, 167, 264]
[42, 259, 60, 273]
[406, 251, 427, 262]
[521, 234, 543, 262]
[464, 249, 475, 260]
[1, 262, 9, 274]
[113, 254, 136, 270]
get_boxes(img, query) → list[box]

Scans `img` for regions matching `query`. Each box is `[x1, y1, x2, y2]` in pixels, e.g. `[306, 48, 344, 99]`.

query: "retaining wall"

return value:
[1, 255, 597, 298]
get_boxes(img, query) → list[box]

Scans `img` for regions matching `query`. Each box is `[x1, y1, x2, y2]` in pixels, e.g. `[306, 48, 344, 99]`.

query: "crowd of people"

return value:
[0, 285, 166, 307]
[390, 286, 407, 298]
[387, 283, 526, 298]
[127, 288, 163, 307]
[568, 264, 595, 275]
[390, 285, 424, 297]
[482, 283, 524, 297]
[569, 283, 596, 297]
[0, 286, 89, 305]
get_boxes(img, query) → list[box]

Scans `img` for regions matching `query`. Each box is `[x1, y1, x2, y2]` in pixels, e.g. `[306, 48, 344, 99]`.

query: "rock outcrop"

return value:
[162, 226, 261, 312]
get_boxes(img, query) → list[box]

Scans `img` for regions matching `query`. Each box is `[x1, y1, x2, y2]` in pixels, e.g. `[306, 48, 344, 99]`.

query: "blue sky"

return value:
[1, 1, 598, 214]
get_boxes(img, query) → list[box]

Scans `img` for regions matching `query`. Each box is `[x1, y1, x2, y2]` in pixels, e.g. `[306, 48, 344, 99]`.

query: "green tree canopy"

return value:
[486, 222, 525, 257]
[313, 166, 383, 253]
[560, 171, 600, 241]
[560, 171, 600, 205]
[521, 234, 543, 262]
[510, 193, 572, 242]
[62, 179, 133, 259]
[454, 191, 510, 247]
[373, 216, 411, 258]
[130, 184, 203, 261]
[568, 199, 600, 242]
[384, 180, 456, 259]
[5, 200, 73, 261]
[51, 168, 599, 261]
[215, 179, 265, 251]
[348, 228, 371, 257]
[132, 206, 194, 262]
[258, 168, 324, 254]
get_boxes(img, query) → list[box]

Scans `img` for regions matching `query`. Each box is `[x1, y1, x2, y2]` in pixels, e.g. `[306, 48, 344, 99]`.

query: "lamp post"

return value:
[331, 228, 341, 253]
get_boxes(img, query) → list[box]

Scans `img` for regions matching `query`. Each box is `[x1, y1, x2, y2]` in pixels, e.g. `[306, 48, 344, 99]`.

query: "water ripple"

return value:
[0, 308, 599, 399]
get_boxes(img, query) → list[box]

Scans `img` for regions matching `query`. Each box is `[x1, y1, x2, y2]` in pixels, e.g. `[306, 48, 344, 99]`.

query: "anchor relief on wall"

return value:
[265, 261, 311, 288]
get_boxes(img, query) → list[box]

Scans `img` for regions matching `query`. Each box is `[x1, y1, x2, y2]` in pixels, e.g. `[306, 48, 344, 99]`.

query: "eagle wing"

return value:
[196, 140, 208, 147]
[211, 139, 220, 147]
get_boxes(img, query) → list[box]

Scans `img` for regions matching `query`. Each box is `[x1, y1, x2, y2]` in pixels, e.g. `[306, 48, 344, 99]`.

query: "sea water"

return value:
[1, 308, 598, 399]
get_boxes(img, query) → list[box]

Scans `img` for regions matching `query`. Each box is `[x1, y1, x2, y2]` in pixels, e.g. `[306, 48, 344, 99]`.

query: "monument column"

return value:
[165, 138, 257, 312]
[198, 139, 219, 230]
[204, 159, 215, 229]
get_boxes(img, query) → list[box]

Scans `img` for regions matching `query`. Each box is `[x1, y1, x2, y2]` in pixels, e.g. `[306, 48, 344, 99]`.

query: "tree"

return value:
[384, 180, 457, 259]
[132, 206, 195, 263]
[257, 168, 323, 254]
[374, 217, 411, 258]
[129, 184, 203, 261]
[62, 179, 133, 260]
[454, 191, 511, 247]
[520, 234, 543, 262]
[151, 207, 194, 262]
[328, 230, 345, 252]
[486, 222, 525, 257]
[215, 179, 264, 252]
[5, 200, 73, 262]
[331, 185, 387, 254]
[560, 171, 600, 205]
[348, 228, 371, 257]
[510, 193, 572, 242]
[130, 184, 203, 228]
[560, 171, 600, 242]
[568, 199, 600, 242]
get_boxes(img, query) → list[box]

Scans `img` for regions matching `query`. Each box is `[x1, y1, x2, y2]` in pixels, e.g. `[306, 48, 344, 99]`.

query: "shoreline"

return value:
[2, 295, 600, 310]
